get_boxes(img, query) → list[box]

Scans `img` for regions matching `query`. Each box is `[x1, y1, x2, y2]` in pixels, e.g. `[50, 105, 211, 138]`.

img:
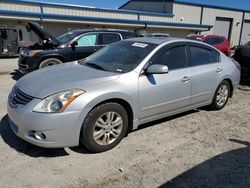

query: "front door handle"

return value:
[181, 76, 190, 82]
[216, 68, 223, 73]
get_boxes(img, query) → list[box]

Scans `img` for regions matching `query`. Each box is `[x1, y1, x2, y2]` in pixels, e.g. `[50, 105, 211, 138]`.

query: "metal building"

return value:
[0, 0, 249, 47]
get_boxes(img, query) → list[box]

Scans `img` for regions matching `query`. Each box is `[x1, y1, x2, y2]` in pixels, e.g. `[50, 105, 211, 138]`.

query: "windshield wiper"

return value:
[85, 62, 106, 71]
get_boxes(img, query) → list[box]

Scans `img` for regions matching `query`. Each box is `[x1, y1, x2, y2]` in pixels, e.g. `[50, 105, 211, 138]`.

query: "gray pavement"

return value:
[0, 58, 19, 74]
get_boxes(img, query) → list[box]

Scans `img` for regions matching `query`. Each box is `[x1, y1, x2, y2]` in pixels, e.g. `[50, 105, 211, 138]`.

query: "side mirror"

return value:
[146, 64, 169, 74]
[70, 41, 78, 48]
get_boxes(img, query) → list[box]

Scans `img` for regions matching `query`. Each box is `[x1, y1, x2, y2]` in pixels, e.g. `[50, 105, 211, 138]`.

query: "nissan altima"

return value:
[7, 37, 241, 152]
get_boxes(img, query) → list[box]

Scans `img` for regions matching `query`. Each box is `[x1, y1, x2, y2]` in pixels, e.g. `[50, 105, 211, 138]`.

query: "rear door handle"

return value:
[216, 68, 223, 73]
[181, 76, 190, 82]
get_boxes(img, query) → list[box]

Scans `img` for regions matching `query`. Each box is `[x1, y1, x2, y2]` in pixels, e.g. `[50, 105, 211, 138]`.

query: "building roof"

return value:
[0, 0, 213, 31]
[175, 0, 250, 13]
[120, 0, 250, 13]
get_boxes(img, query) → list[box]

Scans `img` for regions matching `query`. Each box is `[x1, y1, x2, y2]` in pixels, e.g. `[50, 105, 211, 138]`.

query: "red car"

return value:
[186, 35, 231, 56]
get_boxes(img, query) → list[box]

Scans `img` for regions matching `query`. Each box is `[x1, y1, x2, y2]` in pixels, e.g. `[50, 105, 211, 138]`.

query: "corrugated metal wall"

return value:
[43, 6, 138, 20]
[140, 4, 201, 24]
[202, 8, 243, 46]
[0, 1, 248, 46]
[0, 2, 40, 13]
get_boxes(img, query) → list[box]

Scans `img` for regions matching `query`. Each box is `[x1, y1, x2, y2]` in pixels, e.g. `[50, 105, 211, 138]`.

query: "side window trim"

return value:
[148, 42, 189, 71]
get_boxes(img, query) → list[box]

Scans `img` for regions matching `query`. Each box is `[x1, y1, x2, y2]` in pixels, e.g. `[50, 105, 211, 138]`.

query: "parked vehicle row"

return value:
[18, 22, 239, 74]
[18, 22, 139, 73]
[8, 37, 241, 152]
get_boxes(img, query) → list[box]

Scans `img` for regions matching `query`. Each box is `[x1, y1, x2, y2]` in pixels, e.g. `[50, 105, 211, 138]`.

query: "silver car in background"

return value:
[7, 37, 241, 152]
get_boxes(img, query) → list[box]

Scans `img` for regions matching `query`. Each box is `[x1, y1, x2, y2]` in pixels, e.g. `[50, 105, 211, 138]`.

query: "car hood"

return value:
[26, 22, 60, 46]
[16, 62, 120, 98]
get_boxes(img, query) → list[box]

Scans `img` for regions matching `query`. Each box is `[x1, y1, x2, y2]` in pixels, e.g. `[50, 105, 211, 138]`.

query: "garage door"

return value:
[214, 17, 232, 40]
[241, 20, 250, 44]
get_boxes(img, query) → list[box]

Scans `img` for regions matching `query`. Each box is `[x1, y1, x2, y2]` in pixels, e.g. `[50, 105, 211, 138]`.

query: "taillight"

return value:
[232, 58, 241, 71]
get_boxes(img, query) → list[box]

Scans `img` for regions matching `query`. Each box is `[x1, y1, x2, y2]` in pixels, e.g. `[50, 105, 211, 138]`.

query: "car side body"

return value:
[18, 22, 138, 73]
[233, 41, 250, 67]
[186, 34, 231, 56]
[8, 37, 241, 152]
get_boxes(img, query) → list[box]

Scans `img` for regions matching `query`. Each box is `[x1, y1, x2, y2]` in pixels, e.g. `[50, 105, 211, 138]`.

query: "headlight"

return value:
[33, 89, 85, 113]
[21, 50, 41, 56]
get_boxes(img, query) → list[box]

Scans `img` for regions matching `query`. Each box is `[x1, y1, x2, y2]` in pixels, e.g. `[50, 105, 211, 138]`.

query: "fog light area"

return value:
[32, 131, 46, 140]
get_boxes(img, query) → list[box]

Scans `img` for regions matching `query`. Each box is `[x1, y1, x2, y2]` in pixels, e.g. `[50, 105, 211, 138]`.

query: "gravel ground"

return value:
[0, 58, 249, 188]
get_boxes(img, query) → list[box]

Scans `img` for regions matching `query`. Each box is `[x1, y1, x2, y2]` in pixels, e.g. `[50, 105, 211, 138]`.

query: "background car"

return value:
[18, 22, 139, 73]
[144, 33, 170, 37]
[233, 42, 250, 83]
[233, 41, 250, 67]
[8, 37, 240, 152]
[186, 34, 231, 56]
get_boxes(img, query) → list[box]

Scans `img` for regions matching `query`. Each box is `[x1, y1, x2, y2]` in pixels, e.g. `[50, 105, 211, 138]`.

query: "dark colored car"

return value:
[19, 22, 138, 73]
[0, 28, 19, 56]
[233, 42, 250, 67]
[186, 35, 231, 56]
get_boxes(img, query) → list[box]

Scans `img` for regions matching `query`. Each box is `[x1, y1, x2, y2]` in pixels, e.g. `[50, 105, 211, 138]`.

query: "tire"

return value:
[210, 80, 230, 110]
[80, 103, 128, 153]
[39, 58, 62, 69]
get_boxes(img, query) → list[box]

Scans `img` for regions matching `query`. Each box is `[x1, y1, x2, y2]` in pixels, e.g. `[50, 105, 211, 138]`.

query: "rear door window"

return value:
[101, 33, 121, 45]
[76, 33, 98, 46]
[189, 45, 220, 66]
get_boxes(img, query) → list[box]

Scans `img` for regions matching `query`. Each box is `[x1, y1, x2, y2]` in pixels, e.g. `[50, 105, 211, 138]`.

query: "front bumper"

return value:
[7, 99, 86, 148]
[18, 55, 39, 74]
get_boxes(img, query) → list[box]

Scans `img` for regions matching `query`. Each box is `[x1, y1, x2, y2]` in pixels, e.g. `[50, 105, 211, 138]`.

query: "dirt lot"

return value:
[0, 59, 249, 188]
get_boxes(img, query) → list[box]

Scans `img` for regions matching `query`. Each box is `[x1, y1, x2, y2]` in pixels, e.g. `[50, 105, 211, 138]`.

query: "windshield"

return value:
[79, 41, 157, 73]
[57, 31, 79, 44]
[244, 41, 250, 46]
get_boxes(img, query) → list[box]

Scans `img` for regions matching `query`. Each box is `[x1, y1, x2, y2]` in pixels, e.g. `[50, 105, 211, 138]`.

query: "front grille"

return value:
[12, 87, 34, 105]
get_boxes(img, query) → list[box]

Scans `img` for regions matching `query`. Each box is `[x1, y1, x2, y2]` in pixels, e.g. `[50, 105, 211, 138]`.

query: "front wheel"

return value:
[39, 58, 62, 68]
[80, 103, 128, 152]
[210, 80, 230, 110]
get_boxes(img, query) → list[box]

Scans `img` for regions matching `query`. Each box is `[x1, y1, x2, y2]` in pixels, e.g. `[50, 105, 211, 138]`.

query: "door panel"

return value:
[188, 44, 222, 105]
[138, 68, 191, 120]
[189, 63, 221, 105]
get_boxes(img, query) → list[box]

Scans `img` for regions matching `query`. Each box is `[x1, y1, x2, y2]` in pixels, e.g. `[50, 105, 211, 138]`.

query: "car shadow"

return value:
[10, 69, 23, 81]
[137, 109, 199, 131]
[0, 115, 69, 158]
[159, 139, 250, 188]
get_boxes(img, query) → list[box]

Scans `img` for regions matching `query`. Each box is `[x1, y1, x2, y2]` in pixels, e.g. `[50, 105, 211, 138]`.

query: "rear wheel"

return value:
[210, 80, 230, 110]
[39, 58, 62, 68]
[80, 103, 128, 153]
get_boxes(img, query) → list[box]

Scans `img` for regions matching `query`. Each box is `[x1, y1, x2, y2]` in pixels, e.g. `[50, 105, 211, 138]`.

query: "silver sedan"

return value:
[7, 37, 241, 152]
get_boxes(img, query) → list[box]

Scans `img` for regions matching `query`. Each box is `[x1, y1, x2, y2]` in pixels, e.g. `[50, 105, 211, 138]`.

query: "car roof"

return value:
[187, 34, 226, 38]
[69, 29, 135, 35]
[126, 37, 182, 45]
[125, 37, 222, 52]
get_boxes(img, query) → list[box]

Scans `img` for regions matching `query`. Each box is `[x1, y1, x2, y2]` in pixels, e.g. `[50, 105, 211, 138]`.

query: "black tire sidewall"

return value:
[81, 103, 128, 153]
[212, 80, 230, 110]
